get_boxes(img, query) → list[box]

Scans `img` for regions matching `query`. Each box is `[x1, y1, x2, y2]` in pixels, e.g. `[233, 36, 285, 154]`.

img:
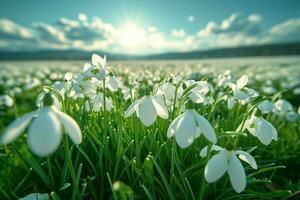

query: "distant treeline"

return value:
[0, 42, 299, 60]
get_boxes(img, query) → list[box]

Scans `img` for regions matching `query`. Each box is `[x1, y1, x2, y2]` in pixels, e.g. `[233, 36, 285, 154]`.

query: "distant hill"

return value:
[0, 42, 299, 60]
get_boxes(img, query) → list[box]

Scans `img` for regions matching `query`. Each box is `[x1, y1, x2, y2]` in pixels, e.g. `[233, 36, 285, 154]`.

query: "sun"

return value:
[118, 23, 145, 48]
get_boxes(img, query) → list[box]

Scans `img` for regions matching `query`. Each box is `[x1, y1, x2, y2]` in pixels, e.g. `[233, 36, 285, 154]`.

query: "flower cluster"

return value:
[0, 54, 299, 198]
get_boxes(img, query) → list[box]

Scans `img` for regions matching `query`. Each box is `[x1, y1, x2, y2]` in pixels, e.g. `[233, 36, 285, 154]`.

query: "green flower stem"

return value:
[134, 115, 140, 166]
[199, 143, 212, 200]
[63, 136, 80, 199]
[47, 156, 55, 189]
[103, 78, 108, 142]
[170, 82, 179, 185]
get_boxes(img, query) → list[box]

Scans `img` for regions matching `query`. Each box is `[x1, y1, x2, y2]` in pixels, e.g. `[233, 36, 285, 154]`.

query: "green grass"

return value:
[0, 58, 300, 199]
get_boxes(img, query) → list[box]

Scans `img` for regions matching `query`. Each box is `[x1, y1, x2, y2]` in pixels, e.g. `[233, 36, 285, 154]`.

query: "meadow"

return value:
[0, 56, 300, 200]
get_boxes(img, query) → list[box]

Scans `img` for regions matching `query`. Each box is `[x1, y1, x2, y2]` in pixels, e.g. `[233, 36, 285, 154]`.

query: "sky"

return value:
[0, 0, 300, 54]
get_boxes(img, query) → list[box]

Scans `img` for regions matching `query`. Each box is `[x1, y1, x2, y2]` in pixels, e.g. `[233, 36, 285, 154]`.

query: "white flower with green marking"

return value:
[167, 108, 216, 148]
[82, 54, 107, 80]
[124, 95, 168, 127]
[202, 145, 257, 193]
[0, 94, 82, 157]
[245, 115, 278, 145]
[89, 92, 113, 112]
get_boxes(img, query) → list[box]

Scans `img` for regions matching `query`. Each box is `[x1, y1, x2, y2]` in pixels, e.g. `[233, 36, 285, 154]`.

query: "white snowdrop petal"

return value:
[83, 63, 91, 71]
[193, 111, 217, 143]
[20, 193, 49, 200]
[124, 99, 141, 118]
[234, 89, 248, 100]
[107, 76, 119, 91]
[92, 54, 106, 68]
[199, 145, 222, 158]
[236, 150, 257, 169]
[189, 92, 205, 104]
[1, 111, 36, 144]
[204, 150, 228, 182]
[136, 97, 157, 126]
[227, 96, 236, 110]
[96, 68, 106, 80]
[164, 83, 175, 100]
[255, 118, 274, 145]
[258, 100, 274, 114]
[167, 114, 183, 138]
[53, 108, 82, 144]
[105, 97, 113, 111]
[82, 65, 96, 77]
[27, 108, 62, 157]
[271, 124, 278, 141]
[237, 75, 248, 89]
[151, 97, 168, 119]
[228, 154, 246, 193]
[175, 111, 197, 148]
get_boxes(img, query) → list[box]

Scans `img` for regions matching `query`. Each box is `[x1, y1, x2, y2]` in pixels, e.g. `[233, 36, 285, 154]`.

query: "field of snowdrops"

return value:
[0, 56, 300, 200]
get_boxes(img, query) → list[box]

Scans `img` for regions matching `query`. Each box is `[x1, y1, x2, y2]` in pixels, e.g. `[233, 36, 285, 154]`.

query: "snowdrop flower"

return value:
[82, 54, 107, 80]
[0, 94, 14, 108]
[20, 193, 49, 200]
[244, 114, 278, 145]
[217, 70, 232, 87]
[71, 73, 98, 95]
[273, 99, 294, 115]
[185, 80, 213, 105]
[157, 78, 182, 106]
[203, 145, 257, 193]
[227, 75, 257, 109]
[122, 87, 132, 101]
[262, 86, 277, 94]
[257, 100, 274, 114]
[124, 93, 168, 127]
[167, 101, 216, 148]
[106, 73, 122, 92]
[89, 92, 113, 112]
[293, 87, 300, 95]
[0, 93, 82, 157]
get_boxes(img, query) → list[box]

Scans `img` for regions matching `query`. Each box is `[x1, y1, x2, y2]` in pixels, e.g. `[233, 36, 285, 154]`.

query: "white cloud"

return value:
[171, 29, 186, 37]
[268, 18, 300, 42]
[0, 13, 300, 54]
[199, 13, 263, 36]
[188, 16, 194, 22]
[148, 26, 158, 33]
[78, 13, 88, 21]
[0, 19, 34, 41]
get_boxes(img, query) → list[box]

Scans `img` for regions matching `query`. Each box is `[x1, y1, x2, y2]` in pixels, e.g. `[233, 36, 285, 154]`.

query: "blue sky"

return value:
[0, 0, 300, 54]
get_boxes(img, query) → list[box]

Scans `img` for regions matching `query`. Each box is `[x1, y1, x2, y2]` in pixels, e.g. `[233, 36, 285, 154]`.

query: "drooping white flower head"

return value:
[157, 78, 181, 105]
[217, 69, 232, 87]
[226, 75, 259, 109]
[201, 145, 257, 193]
[167, 107, 216, 148]
[257, 100, 274, 114]
[89, 92, 113, 112]
[185, 80, 213, 105]
[20, 193, 49, 200]
[106, 74, 122, 92]
[273, 99, 294, 115]
[122, 87, 133, 101]
[71, 73, 98, 95]
[0, 94, 14, 108]
[82, 54, 107, 80]
[228, 75, 249, 100]
[124, 95, 168, 127]
[1, 94, 82, 157]
[244, 114, 278, 145]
